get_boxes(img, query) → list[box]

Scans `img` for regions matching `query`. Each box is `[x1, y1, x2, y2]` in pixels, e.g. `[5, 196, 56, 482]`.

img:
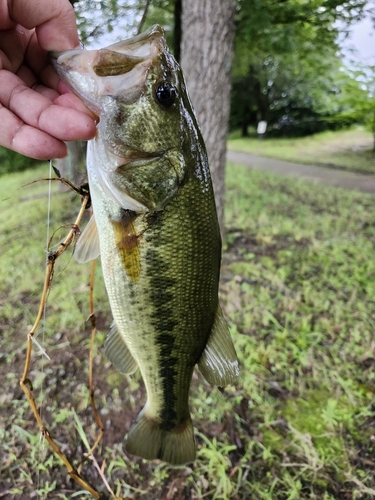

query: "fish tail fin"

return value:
[125, 411, 196, 465]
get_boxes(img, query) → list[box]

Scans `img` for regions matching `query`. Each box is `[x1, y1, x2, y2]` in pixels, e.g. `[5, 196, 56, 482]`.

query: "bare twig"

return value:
[86, 258, 105, 458]
[137, 0, 152, 34]
[19, 191, 105, 499]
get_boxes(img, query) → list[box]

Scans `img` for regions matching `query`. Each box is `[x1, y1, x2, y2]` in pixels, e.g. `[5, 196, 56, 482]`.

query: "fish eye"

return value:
[155, 82, 176, 107]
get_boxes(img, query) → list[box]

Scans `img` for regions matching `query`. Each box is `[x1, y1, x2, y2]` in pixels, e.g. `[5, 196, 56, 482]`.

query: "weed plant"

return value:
[1, 163, 375, 498]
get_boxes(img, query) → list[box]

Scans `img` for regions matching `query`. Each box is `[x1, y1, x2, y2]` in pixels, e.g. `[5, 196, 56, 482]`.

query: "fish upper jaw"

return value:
[50, 24, 167, 116]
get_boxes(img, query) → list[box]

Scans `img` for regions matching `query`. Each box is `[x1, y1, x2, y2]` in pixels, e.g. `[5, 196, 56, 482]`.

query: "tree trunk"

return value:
[180, 0, 236, 235]
[174, 0, 182, 63]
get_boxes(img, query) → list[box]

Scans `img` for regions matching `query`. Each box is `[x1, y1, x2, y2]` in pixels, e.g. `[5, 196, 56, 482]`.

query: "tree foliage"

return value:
[68, 0, 375, 138]
[68, 0, 375, 134]
[231, 0, 373, 136]
[71, 0, 177, 53]
[71, 0, 141, 46]
[331, 64, 375, 145]
[0, 149, 38, 175]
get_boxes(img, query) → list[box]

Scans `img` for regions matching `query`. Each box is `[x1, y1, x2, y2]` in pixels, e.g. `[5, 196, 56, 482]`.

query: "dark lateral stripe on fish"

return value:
[147, 247, 183, 427]
[158, 349, 178, 428]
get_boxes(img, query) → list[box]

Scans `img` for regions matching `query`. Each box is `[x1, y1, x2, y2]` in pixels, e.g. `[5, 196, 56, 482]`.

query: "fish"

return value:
[50, 25, 239, 466]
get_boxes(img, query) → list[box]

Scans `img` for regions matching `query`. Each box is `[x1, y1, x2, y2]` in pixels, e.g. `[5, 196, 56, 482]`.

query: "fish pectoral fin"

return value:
[104, 321, 138, 374]
[198, 306, 239, 387]
[74, 213, 101, 264]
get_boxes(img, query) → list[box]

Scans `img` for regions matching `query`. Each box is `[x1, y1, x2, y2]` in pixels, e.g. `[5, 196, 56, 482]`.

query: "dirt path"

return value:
[227, 150, 375, 194]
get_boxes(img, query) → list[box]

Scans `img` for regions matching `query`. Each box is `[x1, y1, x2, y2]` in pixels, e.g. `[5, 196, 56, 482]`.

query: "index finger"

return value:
[7, 0, 80, 51]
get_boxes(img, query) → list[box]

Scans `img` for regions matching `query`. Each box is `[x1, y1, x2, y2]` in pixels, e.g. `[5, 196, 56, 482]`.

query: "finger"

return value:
[24, 31, 52, 80]
[8, 0, 80, 51]
[54, 92, 97, 120]
[0, 25, 33, 73]
[16, 65, 60, 101]
[22, 40, 97, 121]
[0, 70, 96, 141]
[0, 49, 11, 71]
[24, 35, 96, 121]
[0, 2, 15, 30]
[0, 103, 67, 159]
[43, 70, 96, 120]
[25, 33, 93, 116]
[32, 83, 60, 101]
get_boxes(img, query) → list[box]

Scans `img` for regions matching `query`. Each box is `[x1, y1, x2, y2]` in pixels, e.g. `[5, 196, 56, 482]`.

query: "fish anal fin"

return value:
[198, 306, 239, 386]
[104, 321, 138, 374]
[126, 410, 196, 465]
[74, 213, 100, 264]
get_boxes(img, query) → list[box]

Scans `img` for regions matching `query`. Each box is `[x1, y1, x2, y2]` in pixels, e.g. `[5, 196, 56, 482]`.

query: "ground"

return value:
[228, 127, 375, 175]
[227, 150, 375, 194]
[1, 129, 375, 499]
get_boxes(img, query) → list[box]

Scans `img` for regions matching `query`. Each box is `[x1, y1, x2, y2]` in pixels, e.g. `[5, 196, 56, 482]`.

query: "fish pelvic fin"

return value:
[125, 411, 196, 465]
[198, 305, 239, 386]
[74, 213, 100, 264]
[104, 321, 138, 374]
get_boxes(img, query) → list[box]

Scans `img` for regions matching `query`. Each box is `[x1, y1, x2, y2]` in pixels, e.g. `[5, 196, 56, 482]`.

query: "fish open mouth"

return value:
[50, 25, 167, 115]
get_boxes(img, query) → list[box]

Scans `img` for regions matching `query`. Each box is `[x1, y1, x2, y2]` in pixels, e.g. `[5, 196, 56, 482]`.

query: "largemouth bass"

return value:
[51, 25, 238, 465]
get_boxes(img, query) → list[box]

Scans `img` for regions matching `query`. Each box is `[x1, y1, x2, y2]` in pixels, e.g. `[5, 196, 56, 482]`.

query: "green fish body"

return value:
[51, 25, 238, 465]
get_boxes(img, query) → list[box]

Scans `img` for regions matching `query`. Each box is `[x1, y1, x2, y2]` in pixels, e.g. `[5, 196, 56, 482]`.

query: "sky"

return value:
[341, 15, 375, 65]
[82, 5, 374, 68]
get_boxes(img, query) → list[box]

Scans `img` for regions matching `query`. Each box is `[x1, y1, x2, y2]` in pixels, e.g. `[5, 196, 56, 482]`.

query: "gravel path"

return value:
[227, 150, 375, 194]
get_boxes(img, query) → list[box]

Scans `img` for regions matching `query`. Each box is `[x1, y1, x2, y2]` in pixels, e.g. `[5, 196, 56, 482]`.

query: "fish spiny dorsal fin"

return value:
[104, 321, 138, 374]
[126, 409, 196, 465]
[198, 306, 239, 386]
[74, 213, 100, 264]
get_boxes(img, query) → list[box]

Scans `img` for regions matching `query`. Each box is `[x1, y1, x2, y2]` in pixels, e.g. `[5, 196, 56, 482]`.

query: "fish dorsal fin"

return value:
[104, 321, 138, 374]
[198, 306, 239, 386]
[74, 214, 101, 264]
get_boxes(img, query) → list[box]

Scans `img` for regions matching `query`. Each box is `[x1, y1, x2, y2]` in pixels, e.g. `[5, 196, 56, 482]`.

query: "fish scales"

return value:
[51, 25, 239, 465]
[91, 156, 220, 424]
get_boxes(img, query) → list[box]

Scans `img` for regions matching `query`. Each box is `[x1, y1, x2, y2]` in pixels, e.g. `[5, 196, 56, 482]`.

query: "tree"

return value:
[331, 64, 375, 147]
[230, 44, 345, 137]
[180, 0, 236, 234]
[72, 0, 142, 45]
[231, 0, 371, 136]
[68, 0, 372, 222]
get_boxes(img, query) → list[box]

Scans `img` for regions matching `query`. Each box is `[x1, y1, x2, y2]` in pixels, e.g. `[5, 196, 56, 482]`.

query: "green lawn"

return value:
[1, 164, 375, 498]
[228, 128, 375, 174]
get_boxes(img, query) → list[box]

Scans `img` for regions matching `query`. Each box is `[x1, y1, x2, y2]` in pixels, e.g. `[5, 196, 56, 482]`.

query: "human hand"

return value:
[0, 0, 97, 160]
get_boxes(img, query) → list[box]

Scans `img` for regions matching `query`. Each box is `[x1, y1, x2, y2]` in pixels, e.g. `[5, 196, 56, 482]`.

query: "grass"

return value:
[228, 127, 375, 174]
[2, 163, 375, 498]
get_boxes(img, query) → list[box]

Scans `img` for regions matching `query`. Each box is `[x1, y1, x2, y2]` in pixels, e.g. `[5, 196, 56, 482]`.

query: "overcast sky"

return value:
[85, 8, 374, 68]
[341, 16, 375, 65]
